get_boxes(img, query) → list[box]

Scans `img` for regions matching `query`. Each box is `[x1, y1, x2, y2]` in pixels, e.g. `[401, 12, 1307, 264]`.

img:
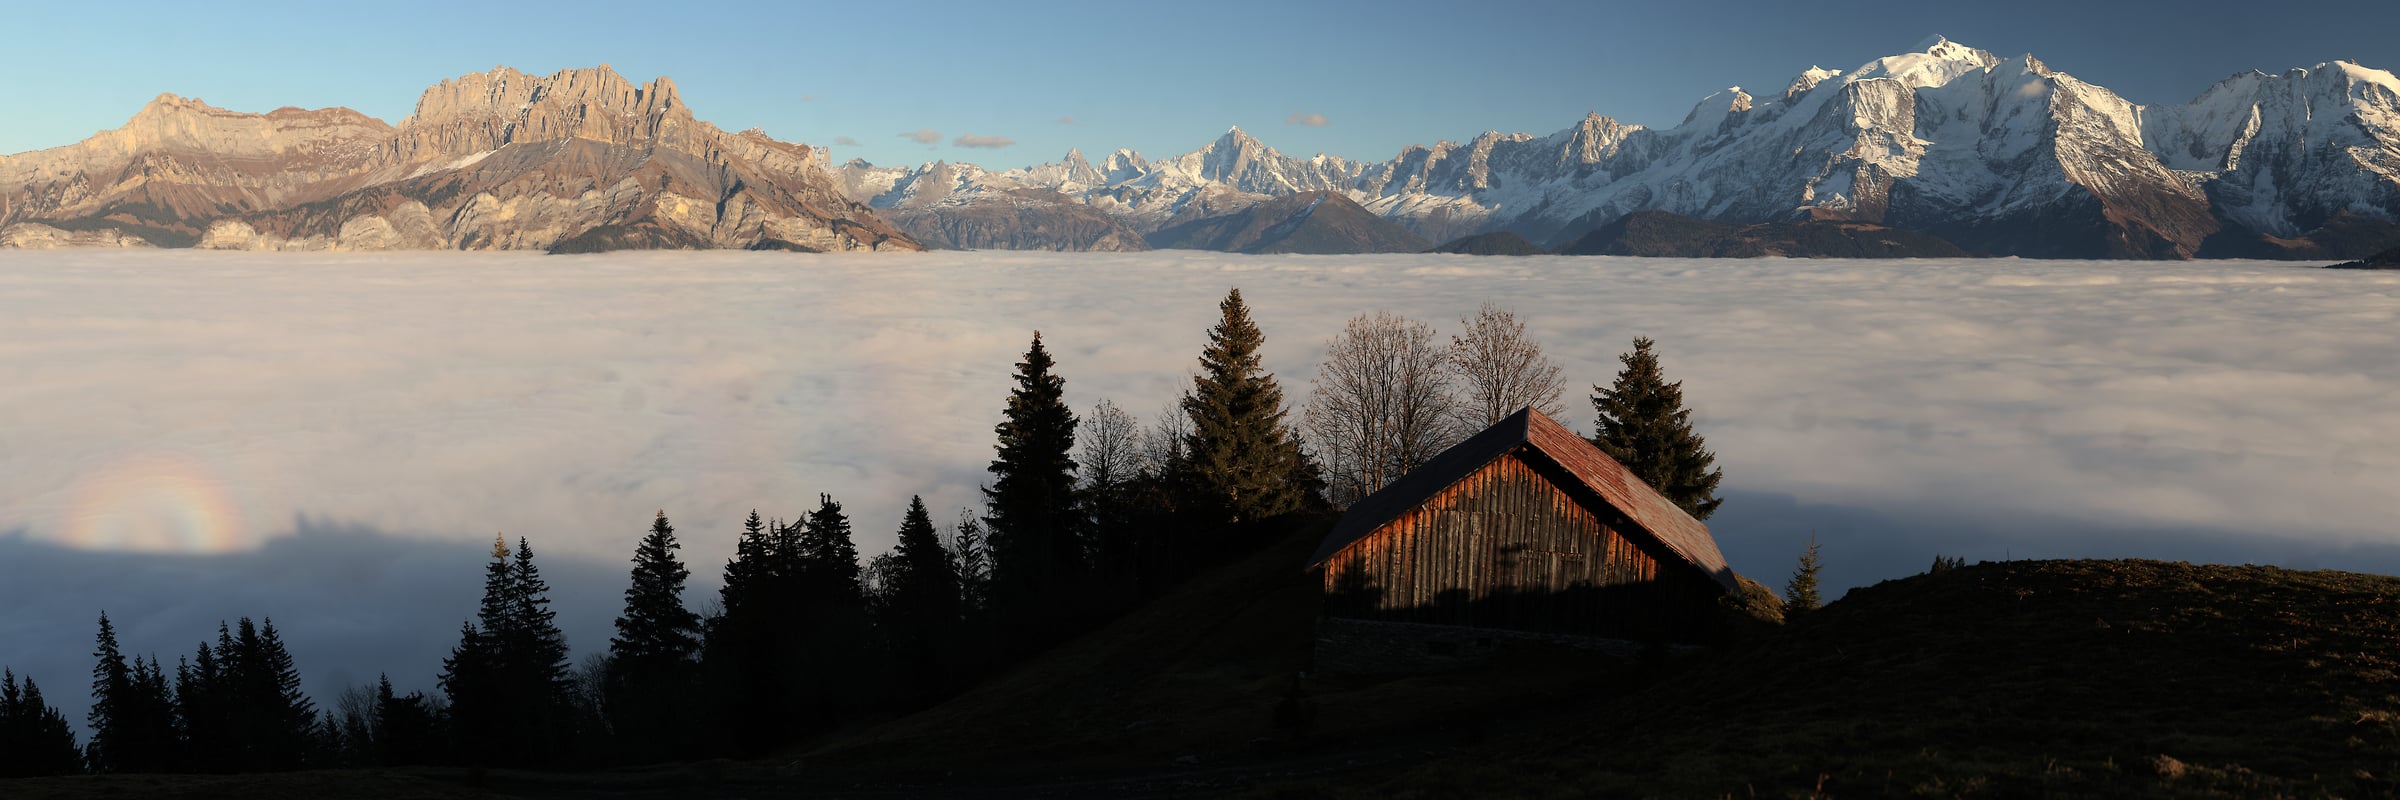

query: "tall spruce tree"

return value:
[889, 497, 963, 632]
[801, 495, 864, 608]
[1591, 337, 1725, 520]
[882, 497, 963, 701]
[0, 669, 82, 777]
[1182, 288, 1306, 523]
[252, 619, 316, 770]
[118, 655, 179, 773]
[442, 535, 576, 766]
[983, 332, 1086, 639]
[83, 612, 174, 772]
[605, 510, 704, 758]
[610, 511, 703, 669]
[720, 510, 773, 620]
[705, 510, 790, 755]
[1786, 535, 1823, 617]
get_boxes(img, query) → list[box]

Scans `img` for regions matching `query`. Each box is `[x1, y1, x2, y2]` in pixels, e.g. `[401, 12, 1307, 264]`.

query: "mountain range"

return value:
[841, 36, 2400, 260]
[6, 37, 2398, 258]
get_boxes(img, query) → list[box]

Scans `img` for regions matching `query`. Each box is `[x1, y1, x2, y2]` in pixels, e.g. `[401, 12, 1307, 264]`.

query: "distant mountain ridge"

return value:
[0, 66, 918, 252]
[836, 37, 2400, 259]
[10, 40, 2398, 258]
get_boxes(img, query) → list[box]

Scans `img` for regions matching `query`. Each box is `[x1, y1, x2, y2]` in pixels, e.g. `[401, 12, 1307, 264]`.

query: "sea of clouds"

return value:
[2, 249, 2396, 724]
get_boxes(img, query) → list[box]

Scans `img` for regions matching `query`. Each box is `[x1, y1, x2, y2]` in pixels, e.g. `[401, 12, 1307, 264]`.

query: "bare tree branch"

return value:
[1078, 398, 1138, 491]
[1304, 311, 1460, 507]
[1449, 301, 1567, 426]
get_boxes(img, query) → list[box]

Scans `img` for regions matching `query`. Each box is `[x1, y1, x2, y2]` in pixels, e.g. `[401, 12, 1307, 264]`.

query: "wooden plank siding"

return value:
[1321, 449, 1722, 641]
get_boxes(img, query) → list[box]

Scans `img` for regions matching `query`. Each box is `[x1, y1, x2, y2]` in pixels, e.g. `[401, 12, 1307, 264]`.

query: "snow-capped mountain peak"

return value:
[1847, 35, 2000, 90]
[1784, 67, 1842, 100]
[824, 37, 2400, 259]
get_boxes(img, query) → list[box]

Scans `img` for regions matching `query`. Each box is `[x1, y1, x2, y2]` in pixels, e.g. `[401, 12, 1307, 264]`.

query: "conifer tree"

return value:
[984, 332, 1086, 638]
[605, 510, 704, 758]
[611, 511, 703, 669]
[1591, 337, 1724, 520]
[122, 655, 179, 773]
[949, 510, 991, 619]
[883, 497, 964, 700]
[704, 511, 789, 756]
[802, 494, 864, 608]
[442, 535, 576, 766]
[87, 612, 135, 772]
[176, 628, 234, 771]
[371, 673, 442, 767]
[0, 669, 82, 777]
[1785, 535, 1823, 617]
[889, 497, 962, 631]
[720, 510, 773, 620]
[253, 619, 317, 769]
[1182, 288, 1306, 523]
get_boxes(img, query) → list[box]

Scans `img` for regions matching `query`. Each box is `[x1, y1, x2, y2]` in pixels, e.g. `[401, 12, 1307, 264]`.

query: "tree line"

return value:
[0, 288, 1742, 777]
[1299, 303, 1723, 520]
[0, 287, 1344, 775]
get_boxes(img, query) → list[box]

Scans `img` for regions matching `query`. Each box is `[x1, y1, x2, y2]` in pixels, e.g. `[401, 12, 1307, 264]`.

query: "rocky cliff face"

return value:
[1, 66, 917, 253]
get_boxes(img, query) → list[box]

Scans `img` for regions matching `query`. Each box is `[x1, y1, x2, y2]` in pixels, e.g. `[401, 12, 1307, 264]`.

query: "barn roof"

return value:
[1307, 407, 1739, 592]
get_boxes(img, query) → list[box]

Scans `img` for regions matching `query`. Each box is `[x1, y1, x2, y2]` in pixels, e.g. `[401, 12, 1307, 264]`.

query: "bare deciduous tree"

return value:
[1079, 398, 1139, 491]
[1449, 302, 1567, 426]
[1137, 397, 1193, 477]
[1304, 311, 1460, 507]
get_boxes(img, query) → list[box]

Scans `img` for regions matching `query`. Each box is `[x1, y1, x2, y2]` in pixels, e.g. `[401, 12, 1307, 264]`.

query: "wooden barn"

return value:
[1309, 407, 1740, 662]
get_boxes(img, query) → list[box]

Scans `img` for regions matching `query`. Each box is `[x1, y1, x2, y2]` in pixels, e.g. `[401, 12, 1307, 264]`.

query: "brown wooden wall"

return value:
[1320, 451, 1721, 640]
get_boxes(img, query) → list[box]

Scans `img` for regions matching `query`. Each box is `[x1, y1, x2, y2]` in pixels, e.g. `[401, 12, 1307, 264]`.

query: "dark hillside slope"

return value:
[800, 516, 1670, 783]
[1147, 191, 1429, 254]
[1307, 559, 2400, 798]
[2328, 244, 2400, 269]
[1427, 231, 1546, 255]
[1557, 210, 1969, 258]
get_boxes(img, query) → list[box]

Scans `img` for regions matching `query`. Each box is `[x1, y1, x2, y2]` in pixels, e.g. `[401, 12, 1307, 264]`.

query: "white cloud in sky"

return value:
[1286, 111, 1330, 127]
[1057, 115, 1075, 125]
[833, 135, 861, 147]
[897, 128, 941, 145]
[952, 133, 1015, 149]
[3, 250, 2397, 721]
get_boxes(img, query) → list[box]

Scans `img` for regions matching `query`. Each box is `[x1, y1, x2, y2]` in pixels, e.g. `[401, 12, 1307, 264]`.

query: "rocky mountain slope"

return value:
[0, 66, 918, 253]
[837, 37, 2400, 259]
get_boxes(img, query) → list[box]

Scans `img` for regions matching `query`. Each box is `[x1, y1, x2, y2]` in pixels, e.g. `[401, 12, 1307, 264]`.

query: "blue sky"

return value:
[3, 0, 2397, 167]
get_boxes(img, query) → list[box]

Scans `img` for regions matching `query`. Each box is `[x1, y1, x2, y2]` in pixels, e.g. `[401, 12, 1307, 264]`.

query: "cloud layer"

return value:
[1286, 112, 1330, 127]
[897, 128, 941, 145]
[2, 250, 2396, 723]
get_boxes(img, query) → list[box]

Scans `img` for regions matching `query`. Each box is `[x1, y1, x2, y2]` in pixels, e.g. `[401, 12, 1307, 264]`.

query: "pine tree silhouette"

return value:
[882, 496, 964, 703]
[984, 332, 1087, 644]
[441, 535, 577, 766]
[605, 510, 704, 760]
[0, 669, 83, 777]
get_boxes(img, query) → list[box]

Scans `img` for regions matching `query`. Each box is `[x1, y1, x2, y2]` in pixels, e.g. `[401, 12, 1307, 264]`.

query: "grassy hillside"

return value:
[1273, 559, 2400, 797]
